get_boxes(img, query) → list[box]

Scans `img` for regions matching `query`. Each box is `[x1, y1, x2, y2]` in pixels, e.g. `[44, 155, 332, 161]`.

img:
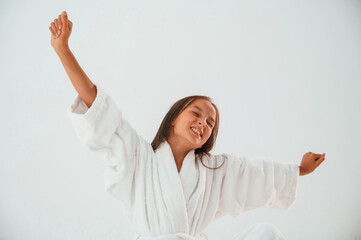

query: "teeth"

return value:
[191, 127, 201, 136]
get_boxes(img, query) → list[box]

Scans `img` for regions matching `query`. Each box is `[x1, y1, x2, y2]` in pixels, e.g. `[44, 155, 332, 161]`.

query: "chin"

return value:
[186, 129, 207, 147]
[191, 138, 205, 148]
[185, 136, 200, 147]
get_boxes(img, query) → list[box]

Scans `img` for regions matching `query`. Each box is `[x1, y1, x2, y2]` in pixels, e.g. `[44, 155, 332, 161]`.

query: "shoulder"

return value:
[206, 152, 256, 170]
[196, 152, 232, 172]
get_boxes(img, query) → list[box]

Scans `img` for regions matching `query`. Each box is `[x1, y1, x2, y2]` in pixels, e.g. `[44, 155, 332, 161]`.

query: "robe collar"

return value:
[155, 140, 196, 175]
[154, 140, 208, 235]
[157, 141, 199, 202]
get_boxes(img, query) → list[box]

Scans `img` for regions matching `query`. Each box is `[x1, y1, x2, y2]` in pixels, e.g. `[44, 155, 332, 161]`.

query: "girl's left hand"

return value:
[299, 152, 326, 176]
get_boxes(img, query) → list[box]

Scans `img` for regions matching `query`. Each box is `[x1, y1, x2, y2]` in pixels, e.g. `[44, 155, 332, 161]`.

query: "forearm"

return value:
[55, 47, 96, 108]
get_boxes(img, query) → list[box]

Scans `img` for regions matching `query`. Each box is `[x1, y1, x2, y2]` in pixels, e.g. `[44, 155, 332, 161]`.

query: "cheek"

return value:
[183, 117, 194, 127]
[206, 129, 213, 137]
[175, 121, 189, 133]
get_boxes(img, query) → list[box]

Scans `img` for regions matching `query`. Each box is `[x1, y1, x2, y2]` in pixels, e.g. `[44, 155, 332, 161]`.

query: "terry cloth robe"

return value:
[67, 83, 300, 240]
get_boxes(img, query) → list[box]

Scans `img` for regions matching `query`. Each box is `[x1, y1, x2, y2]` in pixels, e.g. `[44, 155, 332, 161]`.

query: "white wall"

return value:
[1, 0, 360, 239]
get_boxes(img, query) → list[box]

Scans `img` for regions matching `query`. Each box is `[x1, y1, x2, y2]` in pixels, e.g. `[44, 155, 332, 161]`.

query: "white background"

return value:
[1, 0, 360, 239]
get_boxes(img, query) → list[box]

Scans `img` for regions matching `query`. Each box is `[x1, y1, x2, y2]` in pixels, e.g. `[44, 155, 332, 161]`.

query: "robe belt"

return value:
[133, 233, 202, 240]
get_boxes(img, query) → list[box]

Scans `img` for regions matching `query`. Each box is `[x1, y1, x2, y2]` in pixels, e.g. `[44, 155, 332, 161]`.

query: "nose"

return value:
[198, 119, 206, 128]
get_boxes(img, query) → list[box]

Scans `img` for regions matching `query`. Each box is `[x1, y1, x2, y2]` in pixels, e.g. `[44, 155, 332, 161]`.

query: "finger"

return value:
[60, 11, 68, 31]
[58, 15, 63, 37]
[58, 14, 62, 29]
[316, 153, 325, 162]
[54, 19, 59, 30]
[53, 22, 60, 37]
[315, 155, 326, 167]
[68, 20, 72, 31]
[50, 22, 57, 36]
[49, 25, 56, 36]
[54, 20, 61, 37]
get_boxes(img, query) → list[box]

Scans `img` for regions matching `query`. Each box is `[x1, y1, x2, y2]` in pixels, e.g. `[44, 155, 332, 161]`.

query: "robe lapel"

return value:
[180, 149, 207, 235]
[155, 141, 208, 236]
[179, 149, 199, 204]
[155, 141, 190, 233]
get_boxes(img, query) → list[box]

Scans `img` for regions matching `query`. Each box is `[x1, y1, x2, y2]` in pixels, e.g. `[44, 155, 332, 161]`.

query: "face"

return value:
[170, 99, 217, 149]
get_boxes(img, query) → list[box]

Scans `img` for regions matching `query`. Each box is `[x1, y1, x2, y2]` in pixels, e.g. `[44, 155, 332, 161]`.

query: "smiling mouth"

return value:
[190, 127, 201, 138]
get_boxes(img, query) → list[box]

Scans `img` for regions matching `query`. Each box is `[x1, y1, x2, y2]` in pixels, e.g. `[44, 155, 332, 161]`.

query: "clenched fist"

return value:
[299, 152, 326, 176]
[49, 11, 73, 50]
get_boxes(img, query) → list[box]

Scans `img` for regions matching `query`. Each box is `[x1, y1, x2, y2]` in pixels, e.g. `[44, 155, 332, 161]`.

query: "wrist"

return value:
[299, 166, 306, 176]
[54, 45, 70, 54]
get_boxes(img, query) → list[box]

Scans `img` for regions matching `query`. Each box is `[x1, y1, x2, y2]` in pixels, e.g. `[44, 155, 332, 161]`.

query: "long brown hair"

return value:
[151, 95, 224, 170]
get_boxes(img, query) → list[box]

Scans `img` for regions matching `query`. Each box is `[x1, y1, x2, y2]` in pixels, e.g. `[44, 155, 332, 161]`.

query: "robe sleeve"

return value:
[216, 153, 299, 218]
[67, 83, 141, 208]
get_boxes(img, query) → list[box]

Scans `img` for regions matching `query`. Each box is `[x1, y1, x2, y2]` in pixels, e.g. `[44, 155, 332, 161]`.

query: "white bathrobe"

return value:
[67, 83, 299, 240]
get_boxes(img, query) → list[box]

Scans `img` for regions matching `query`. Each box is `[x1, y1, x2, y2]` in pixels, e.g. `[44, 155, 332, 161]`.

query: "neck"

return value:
[167, 133, 193, 171]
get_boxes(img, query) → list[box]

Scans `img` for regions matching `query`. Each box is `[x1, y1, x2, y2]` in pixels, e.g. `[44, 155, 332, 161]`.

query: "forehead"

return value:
[188, 99, 216, 116]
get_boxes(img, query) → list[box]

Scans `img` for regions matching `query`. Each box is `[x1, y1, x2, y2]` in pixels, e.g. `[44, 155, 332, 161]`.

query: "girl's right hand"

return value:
[299, 152, 326, 176]
[49, 11, 73, 50]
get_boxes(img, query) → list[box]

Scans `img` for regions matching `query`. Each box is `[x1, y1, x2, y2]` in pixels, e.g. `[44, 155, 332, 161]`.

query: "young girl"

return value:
[50, 11, 326, 240]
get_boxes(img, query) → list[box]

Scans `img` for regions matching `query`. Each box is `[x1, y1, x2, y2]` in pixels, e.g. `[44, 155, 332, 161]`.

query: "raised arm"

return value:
[49, 10, 96, 108]
[216, 154, 300, 218]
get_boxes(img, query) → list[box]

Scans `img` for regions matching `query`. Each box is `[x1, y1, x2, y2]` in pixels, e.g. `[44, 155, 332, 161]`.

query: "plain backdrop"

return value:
[1, 0, 360, 239]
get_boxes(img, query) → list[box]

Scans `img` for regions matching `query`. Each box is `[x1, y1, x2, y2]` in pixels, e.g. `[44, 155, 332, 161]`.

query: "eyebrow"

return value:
[192, 106, 215, 123]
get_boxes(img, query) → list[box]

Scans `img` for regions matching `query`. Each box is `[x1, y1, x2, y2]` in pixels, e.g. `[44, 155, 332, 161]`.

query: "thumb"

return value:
[315, 153, 326, 167]
[60, 11, 68, 31]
